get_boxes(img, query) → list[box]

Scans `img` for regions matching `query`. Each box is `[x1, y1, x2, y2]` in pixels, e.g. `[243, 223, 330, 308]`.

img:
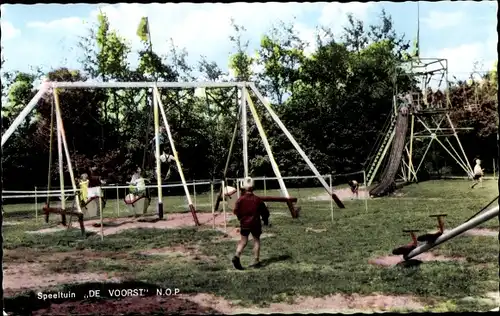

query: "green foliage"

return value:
[136, 16, 150, 43]
[1, 10, 497, 189]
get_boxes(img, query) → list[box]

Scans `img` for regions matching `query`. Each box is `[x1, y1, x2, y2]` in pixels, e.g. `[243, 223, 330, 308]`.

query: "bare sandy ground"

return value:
[26, 212, 237, 236]
[309, 187, 369, 201]
[369, 252, 466, 266]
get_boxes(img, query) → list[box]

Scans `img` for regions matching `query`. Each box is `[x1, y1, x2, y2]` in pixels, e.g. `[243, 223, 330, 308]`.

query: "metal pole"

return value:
[363, 170, 368, 213]
[405, 204, 499, 260]
[223, 104, 241, 178]
[494, 158, 496, 180]
[116, 186, 119, 217]
[445, 138, 470, 175]
[263, 176, 267, 196]
[211, 182, 215, 229]
[48, 81, 248, 89]
[236, 179, 241, 199]
[240, 86, 249, 178]
[1, 83, 49, 147]
[245, 92, 289, 198]
[415, 137, 434, 176]
[408, 115, 415, 181]
[193, 180, 197, 210]
[446, 114, 473, 175]
[35, 186, 38, 222]
[417, 116, 471, 177]
[434, 137, 471, 176]
[329, 175, 334, 223]
[222, 180, 227, 233]
[249, 83, 341, 202]
[153, 85, 163, 219]
[54, 90, 82, 214]
[99, 188, 104, 240]
[154, 87, 199, 225]
[54, 91, 65, 212]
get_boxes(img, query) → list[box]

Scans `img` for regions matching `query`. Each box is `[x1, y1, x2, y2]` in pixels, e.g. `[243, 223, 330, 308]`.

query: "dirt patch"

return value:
[369, 252, 466, 267]
[25, 212, 236, 236]
[186, 292, 425, 313]
[3, 262, 121, 296]
[31, 295, 219, 315]
[310, 187, 369, 201]
[461, 228, 498, 237]
[137, 245, 216, 262]
[305, 227, 327, 233]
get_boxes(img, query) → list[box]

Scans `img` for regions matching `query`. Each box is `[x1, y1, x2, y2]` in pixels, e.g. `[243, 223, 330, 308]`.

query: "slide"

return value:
[369, 108, 409, 197]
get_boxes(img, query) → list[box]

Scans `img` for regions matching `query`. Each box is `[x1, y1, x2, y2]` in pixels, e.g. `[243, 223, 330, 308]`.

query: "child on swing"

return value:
[127, 167, 148, 198]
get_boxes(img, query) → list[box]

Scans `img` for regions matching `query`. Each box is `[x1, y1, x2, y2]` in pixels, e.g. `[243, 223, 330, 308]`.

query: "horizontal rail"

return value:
[46, 81, 249, 89]
[2, 181, 214, 196]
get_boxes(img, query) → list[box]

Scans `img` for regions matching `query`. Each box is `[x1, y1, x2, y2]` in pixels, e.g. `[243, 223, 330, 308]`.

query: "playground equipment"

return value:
[33, 86, 87, 236]
[365, 57, 474, 196]
[370, 105, 409, 197]
[209, 83, 345, 218]
[417, 214, 446, 243]
[392, 201, 499, 261]
[2, 81, 250, 228]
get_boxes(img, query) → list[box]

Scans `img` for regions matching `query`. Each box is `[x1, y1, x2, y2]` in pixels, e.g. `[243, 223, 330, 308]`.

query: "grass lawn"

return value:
[2, 179, 499, 314]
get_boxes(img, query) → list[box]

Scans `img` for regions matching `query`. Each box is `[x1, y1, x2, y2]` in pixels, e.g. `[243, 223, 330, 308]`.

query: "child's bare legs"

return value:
[252, 235, 261, 264]
[235, 235, 249, 257]
[232, 234, 248, 270]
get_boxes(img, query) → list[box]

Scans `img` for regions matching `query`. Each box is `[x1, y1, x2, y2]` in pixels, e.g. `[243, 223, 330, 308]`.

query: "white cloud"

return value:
[432, 31, 497, 81]
[1, 20, 21, 41]
[318, 2, 374, 33]
[422, 11, 465, 30]
[18, 3, 373, 72]
[27, 17, 84, 30]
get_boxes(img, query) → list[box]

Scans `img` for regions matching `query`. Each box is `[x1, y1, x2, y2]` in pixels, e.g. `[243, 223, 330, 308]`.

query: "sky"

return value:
[1, 2, 498, 82]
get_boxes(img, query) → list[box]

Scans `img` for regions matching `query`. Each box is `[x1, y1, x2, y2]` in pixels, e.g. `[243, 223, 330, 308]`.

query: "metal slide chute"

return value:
[369, 107, 410, 197]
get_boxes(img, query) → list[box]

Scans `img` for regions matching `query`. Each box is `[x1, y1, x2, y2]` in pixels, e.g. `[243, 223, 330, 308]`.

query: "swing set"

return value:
[209, 83, 345, 218]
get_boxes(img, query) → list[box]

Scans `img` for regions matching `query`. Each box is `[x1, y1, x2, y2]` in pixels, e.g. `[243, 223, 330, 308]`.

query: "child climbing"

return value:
[471, 159, 485, 189]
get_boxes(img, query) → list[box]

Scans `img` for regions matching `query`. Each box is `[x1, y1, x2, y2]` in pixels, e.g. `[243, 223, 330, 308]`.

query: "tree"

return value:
[256, 20, 306, 104]
[228, 19, 255, 82]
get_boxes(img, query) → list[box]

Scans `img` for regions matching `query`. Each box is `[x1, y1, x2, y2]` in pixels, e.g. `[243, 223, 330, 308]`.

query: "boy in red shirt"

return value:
[231, 177, 270, 270]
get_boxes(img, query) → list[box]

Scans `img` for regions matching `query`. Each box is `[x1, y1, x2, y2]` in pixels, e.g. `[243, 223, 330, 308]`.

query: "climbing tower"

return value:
[365, 57, 474, 194]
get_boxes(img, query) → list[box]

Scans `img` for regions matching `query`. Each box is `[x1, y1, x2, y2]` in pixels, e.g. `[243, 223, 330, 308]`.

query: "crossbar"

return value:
[47, 81, 249, 89]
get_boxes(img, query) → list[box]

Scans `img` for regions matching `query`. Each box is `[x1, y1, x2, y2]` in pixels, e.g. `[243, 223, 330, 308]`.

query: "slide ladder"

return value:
[366, 110, 398, 187]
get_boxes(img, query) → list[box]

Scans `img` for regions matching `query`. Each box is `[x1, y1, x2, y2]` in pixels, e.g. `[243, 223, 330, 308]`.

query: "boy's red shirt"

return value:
[233, 191, 270, 229]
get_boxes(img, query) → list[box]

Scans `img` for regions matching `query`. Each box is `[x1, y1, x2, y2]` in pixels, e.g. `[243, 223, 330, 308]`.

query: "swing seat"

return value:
[81, 196, 103, 218]
[42, 205, 85, 235]
[124, 194, 151, 216]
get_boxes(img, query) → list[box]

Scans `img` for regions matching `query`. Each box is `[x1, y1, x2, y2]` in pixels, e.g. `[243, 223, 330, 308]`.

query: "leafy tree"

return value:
[257, 19, 306, 104]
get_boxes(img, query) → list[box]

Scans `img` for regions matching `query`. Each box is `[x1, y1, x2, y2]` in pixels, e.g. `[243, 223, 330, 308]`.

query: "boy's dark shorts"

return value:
[473, 174, 482, 180]
[240, 227, 262, 238]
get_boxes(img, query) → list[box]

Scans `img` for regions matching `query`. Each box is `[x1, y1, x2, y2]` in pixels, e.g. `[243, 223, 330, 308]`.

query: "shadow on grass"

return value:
[3, 281, 181, 315]
[396, 259, 423, 268]
[258, 254, 292, 267]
